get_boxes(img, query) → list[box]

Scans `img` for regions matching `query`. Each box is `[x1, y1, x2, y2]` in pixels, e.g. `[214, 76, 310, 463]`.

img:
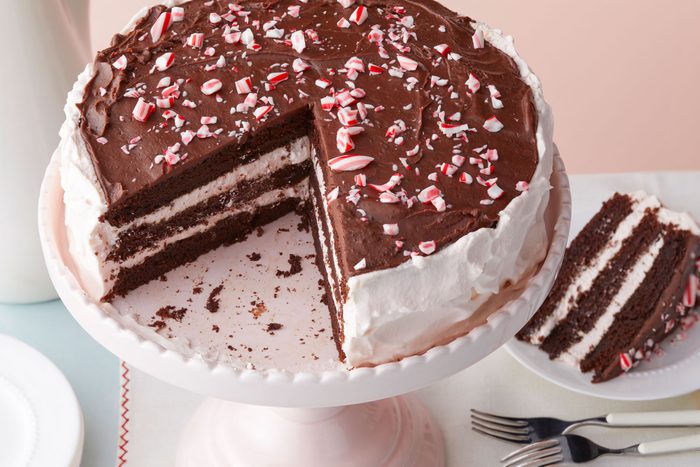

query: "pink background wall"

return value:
[89, 0, 700, 174]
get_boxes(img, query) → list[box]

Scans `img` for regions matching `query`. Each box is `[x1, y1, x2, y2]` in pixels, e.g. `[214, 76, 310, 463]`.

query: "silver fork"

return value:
[471, 409, 700, 444]
[501, 433, 700, 466]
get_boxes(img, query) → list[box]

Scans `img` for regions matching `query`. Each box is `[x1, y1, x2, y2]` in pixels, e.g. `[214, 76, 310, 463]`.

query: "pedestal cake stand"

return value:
[39, 151, 570, 466]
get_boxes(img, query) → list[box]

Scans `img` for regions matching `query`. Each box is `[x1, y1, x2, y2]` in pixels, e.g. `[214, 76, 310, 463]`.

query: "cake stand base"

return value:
[175, 395, 445, 467]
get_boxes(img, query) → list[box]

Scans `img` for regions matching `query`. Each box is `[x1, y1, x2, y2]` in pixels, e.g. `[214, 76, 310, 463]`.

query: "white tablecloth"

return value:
[119, 171, 700, 466]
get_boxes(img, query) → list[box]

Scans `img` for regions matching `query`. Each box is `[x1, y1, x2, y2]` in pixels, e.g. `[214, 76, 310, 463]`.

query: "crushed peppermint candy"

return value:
[201, 79, 223, 95]
[418, 241, 436, 255]
[150, 12, 172, 43]
[483, 116, 504, 133]
[328, 154, 374, 172]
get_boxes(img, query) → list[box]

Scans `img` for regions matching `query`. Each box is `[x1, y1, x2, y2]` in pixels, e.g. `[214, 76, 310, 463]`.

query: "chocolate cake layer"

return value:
[108, 159, 312, 261]
[539, 213, 662, 359]
[79, 0, 540, 276]
[518, 193, 634, 342]
[106, 196, 304, 300]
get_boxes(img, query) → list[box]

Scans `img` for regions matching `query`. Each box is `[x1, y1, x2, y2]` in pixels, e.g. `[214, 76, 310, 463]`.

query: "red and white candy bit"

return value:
[369, 174, 403, 192]
[293, 58, 310, 73]
[488, 85, 504, 109]
[155, 52, 175, 71]
[439, 163, 458, 177]
[472, 29, 484, 49]
[338, 108, 359, 126]
[354, 173, 367, 187]
[180, 130, 197, 146]
[434, 44, 451, 56]
[321, 96, 335, 111]
[328, 154, 374, 172]
[171, 6, 185, 22]
[335, 90, 356, 108]
[367, 29, 384, 43]
[209, 12, 222, 24]
[419, 241, 437, 256]
[459, 172, 473, 184]
[418, 185, 442, 203]
[337, 18, 351, 29]
[345, 56, 365, 72]
[201, 79, 222, 95]
[150, 12, 172, 43]
[483, 116, 504, 133]
[132, 98, 155, 122]
[287, 5, 301, 17]
[267, 71, 289, 86]
[368, 63, 384, 75]
[619, 353, 633, 372]
[683, 275, 699, 308]
[156, 97, 174, 108]
[483, 148, 499, 161]
[350, 6, 368, 25]
[336, 128, 355, 153]
[397, 55, 418, 71]
[235, 77, 253, 94]
[225, 32, 241, 44]
[452, 155, 466, 167]
[432, 196, 446, 212]
[200, 116, 217, 125]
[515, 181, 529, 192]
[379, 191, 400, 204]
[383, 224, 399, 236]
[354, 258, 367, 271]
[291, 30, 306, 53]
[466, 73, 480, 93]
[487, 183, 504, 200]
[315, 78, 331, 89]
[439, 122, 470, 137]
[337, 0, 355, 8]
[186, 32, 204, 49]
[326, 186, 340, 203]
[244, 93, 258, 108]
[112, 55, 128, 70]
[253, 105, 274, 121]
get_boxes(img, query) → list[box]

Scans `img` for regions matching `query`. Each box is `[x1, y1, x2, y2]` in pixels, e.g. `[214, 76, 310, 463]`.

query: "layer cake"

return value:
[59, 0, 554, 366]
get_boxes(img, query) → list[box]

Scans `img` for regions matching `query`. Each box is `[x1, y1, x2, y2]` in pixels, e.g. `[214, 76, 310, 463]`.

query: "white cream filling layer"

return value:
[560, 236, 665, 366]
[109, 182, 309, 271]
[527, 193, 660, 344]
[117, 137, 310, 235]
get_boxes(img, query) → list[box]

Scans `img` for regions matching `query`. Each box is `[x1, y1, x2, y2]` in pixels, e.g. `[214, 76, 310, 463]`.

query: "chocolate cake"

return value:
[518, 192, 700, 383]
[59, 0, 554, 366]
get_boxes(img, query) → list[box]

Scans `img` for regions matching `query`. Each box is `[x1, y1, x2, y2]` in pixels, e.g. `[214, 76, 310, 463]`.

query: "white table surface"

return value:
[2, 172, 700, 466]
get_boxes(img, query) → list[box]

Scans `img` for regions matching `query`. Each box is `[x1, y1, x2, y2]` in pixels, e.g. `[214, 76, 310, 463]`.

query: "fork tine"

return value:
[471, 414, 531, 433]
[501, 439, 560, 462]
[512, 453, 564, 467]
[502, 446, 562, 467]
[471, 409, 529, 427]
[471, 419, 530, 436]
[471, 426, 531, 444]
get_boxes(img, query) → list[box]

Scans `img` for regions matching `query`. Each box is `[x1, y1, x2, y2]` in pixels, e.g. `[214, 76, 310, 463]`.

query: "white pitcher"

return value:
[0, 0, 90, 303]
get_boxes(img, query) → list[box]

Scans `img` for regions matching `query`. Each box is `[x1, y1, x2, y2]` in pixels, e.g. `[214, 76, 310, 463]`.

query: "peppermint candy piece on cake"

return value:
[328, 155, 374, 172]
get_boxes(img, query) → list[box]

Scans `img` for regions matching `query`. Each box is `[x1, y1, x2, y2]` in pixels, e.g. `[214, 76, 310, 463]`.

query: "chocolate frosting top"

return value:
[79, 0, 539, 277]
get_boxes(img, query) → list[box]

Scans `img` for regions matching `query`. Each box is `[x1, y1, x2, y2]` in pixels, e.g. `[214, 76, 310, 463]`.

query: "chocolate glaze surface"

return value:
[79, 0, 539, 276]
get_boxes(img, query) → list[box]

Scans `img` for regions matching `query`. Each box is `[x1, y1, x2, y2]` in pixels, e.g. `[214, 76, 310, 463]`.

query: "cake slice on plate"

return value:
[518, 192, 700, 383]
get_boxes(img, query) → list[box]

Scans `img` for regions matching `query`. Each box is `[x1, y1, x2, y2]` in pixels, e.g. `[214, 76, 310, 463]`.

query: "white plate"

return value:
[506, 170, 700, 401]
[0, 335, 83, 467]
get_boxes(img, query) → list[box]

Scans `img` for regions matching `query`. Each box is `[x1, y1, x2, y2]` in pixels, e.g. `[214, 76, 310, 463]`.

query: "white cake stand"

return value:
[39, 151, 570, 466]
